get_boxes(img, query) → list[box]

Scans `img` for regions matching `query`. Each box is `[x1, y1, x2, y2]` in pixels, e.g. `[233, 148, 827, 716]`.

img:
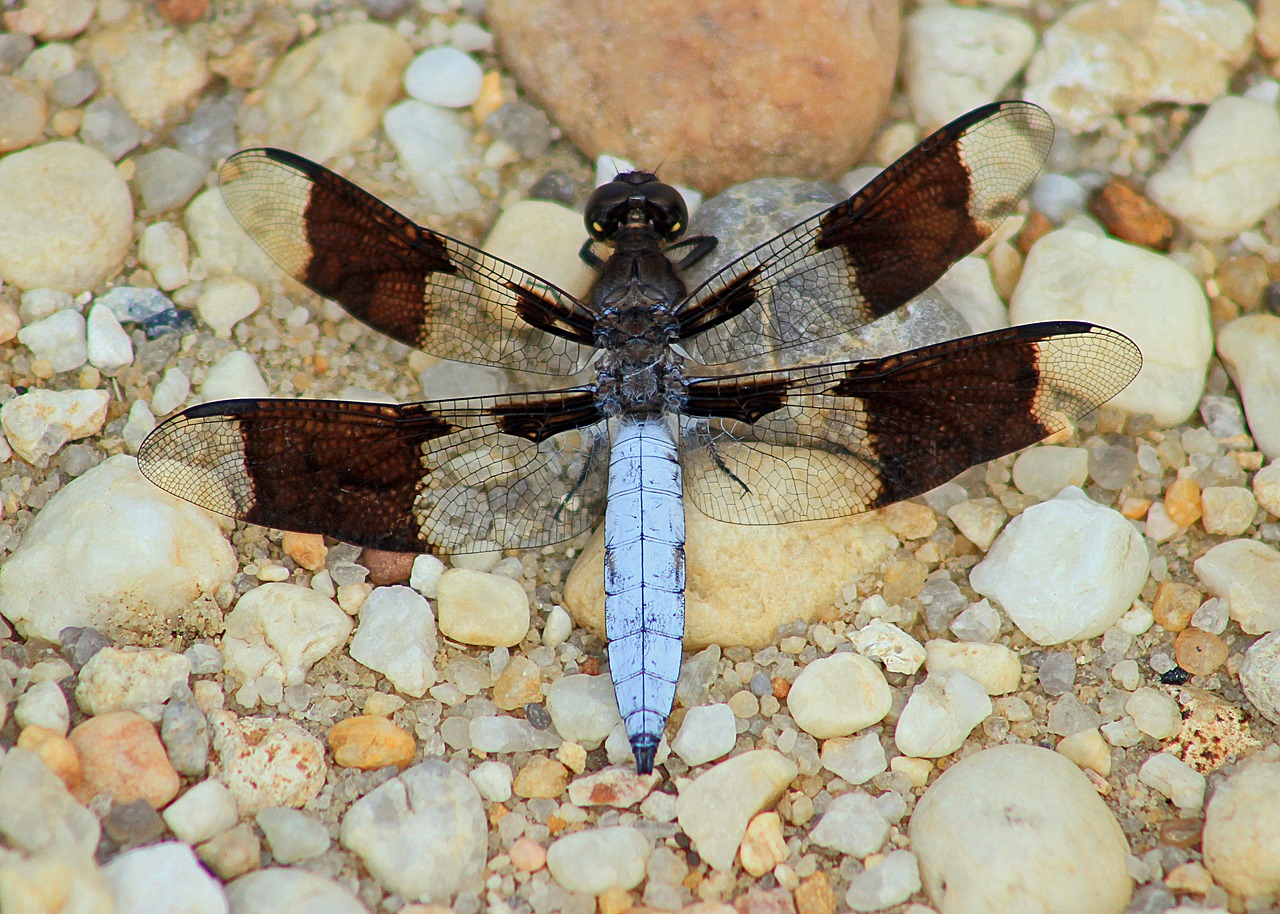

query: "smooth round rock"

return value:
[404, 47, 484, 107]
[970, 488, 1148, 645]
[1218, 315, 1280, 459]
[69, 711, 181, 808]
[546, 825, 650, 894]
[1011, 227, 1212, 426]
[910, 744, 1132, 914]
[487, 0, 899, 193]
[1203, 760, 1280, 898]
[1194, 539, 1280, 635]
[225, 868, 366, 914]
[0, 141, 134, 292]
[787, 653, 892, 739]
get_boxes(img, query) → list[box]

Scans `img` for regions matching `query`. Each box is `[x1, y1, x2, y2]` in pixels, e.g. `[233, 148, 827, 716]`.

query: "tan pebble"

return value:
[1056, 728, 1112, 777]
[881, 558, 926, 604]
[596, 886, 633, 914]
[556, 741, 587, 773]
[69, 711, 180, 808]
[508, 836, 547, 872]
[771, 678, 791, 700]
[336, 582, 372, 613]
[795, 870, 836, 914]
[1176, 629, 1229, 676]
[1201, 486, 1258, 536]
[1159, 816, 1205, 848]
[1087, 179, 1174, 251]
[566, 767, 654, 808]
[362, 692, 405, 717]
[1164, 477, 1203, 527]
[156, 0, 209, 24]
[328, 715, 415, 770]
[513, 756, 568, 798]
[1153, 581, 1201, 632]
[878, 502, 936, 540]
[472, 70, 504, 124]
[196, 822, 260, 880]
[738, 811, 787, 877]
[492, 655, 543, 711]
[362, 548, 416, 585]
[889, 756, 932, 787]
[1165, 860, 1213, 895]
[17, 725, 82, 790]
[1120, 496, 1153, 520]
[281, 531, 326, 570]
[1237, 451, 1264, 471]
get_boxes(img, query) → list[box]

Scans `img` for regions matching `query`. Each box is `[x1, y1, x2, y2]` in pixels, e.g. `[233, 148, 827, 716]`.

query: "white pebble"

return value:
[545, 673, 620, 747]
[255, 807, 331, 864]
[1125, 687, 1182, 739]
[225, 868, 363, 913]
[1239, 631, 1280, 723]
[1194, 539, 1280, 634]
[468, 759, 514, 803]
[1138, 752, 1206, 812]
[1219, 316, 1280, 459]
[810, 790, 890, 857]
[222, 583, 353, 691]
[102, 843, 227, 914]
[0, 388, 109, 467]
[20, 288, 74, 323]
[894, 672, 992, 758]
[196, 275, 261, 338]
[1011, 228, 1211, 426]
[923, 640, 1021, 695]
[74, 645, 192, 715]
[436, 568, 529, 646]
[383, 100, 483, 214]
[349, 585, 438, 698]
[138, 222, 190, 290]
[200, 349, 268, 400]
[946, 497, 1006, 551]
[846, 850, 922, 913]
[85, 303, 133, 371]
[547, 826, 650, 894]
[121, 399, 156, 453]
[1012, 446, 1089, 501]
[675, 750, 798, 872]
[541, 604, 573, 647]
[851, 620, 926, 674]
[150, 367, 191, 416]
[1203, 760, 1280, 898]
[670, 703, 736, 767]
[971, 488, 1148, 645]
[820, 731, 887, 784]
[1201, 485, 1257, 535]
[404, 47, 484, 108]
[13, 679, 71, 733]
[787, 653, 892, 739]
[17, 308, 87, 372]
[408, 553, 445, 598]
[162, 778, 239, 844]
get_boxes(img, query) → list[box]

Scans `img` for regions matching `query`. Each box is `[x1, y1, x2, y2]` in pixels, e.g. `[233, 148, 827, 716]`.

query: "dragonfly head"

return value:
[585, 171, 688, 245]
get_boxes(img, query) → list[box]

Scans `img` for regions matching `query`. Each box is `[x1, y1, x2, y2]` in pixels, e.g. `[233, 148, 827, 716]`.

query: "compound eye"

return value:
[584, 181, 633, 242]
[646, 183, 689, 242]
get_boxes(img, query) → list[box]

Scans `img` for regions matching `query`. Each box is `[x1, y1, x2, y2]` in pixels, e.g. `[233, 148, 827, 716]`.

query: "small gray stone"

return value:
[80, 96, 143, 160]
[256, 807, 331, 864]
[845, 850, 922, 912]
[1038, 652, 1077, 695]
[132, 147, 208, 215]
[811, 790, 890, 857]
[404, 47, 484, 108]
[820, 731, 887, 784]
[161, 689, 210, 776]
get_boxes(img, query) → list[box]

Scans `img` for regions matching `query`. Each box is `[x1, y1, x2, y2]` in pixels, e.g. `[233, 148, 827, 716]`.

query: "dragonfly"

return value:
[138, 101, 1142, 774]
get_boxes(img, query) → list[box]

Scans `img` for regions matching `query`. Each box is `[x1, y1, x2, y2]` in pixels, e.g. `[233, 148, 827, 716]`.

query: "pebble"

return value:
[676, 750, 798, 872]
[196, 275, 261, 338]
[16, 725, 81, 793]
[80, 96, 144, 160]
[510, 756, 566, 799]
[14, 679, 70, 733]
[17, 308, 88, 372]
[949, 599, 1001, 643]
[362, 549, 415, 586]
[161, 778, 239, 844]
[242, 22, 411, 162]
[492, 654, 542, 711]
[546, 825, 650, 894]
[670, 703, 737, 767]
[86, 27, 209, 128]
[739, 811, 788, 877]
[820, 731, 888, 784]
[281, 531, 326, 572]
[1038, 652, 1076, 695]
[468, 760, 514, 803]
[200, 349, 270, 400]
[344, 584, 438, 698]
[1239, 632, 1280, 722]
[508, 836, 546, 873]
[489, 0, 897, 193]
[224, 867, 367, 914]
[1174, 628, 1228, 675]
[208, 712, 326, 815]
[409, 554, 446, 598]
[545, 673, 621, 747]
[0, 745, 100, 857]
[256, 807, 331, 864]
[197, 821, 260, 880]
[850, 620, 926, 675]
[1203, 760, 1280, 898]
[0, 140, 133, 293]
[1011, 446, 1089, 501]
[894, 673, 992, 758]
[1191, 596, 1230, 634]
[86, 303, 134, 371]
[329, 715, 415, 770]
[1138, 752, 1206, 812]
[1163, 477, 1203, 528]
[1200, 485, 1257, 535]
[1218, 315, 1280, 459]
[0, 75, 46, 152]
[436, 568, 530, 646]
[0, 455, 236, 643]
[1057, 727, 1112, 776]
[786, 653, 892, 739]
[74, 645, 192, 716]
[469, 715, 561, 755]
[1024, 0, 1253, 131]
[1194, 539, 1280, 634]
[1148, 95, 1280, 241]
[383, 99, 484, 216]
[567, 510, 896, 651]
[1126, 687, 1183, 739]
[1255, 461, 1280, 515]
[137, 222, 191, 291]
[404, 47, 484, 107]
[483, 199, 598, 301]
[1088, 178, 1175, 250]
[161, 689, 210, 776]
[0, 387, 108, 466]
[923, 640, 1021, 695]
[945, 497, 1006, 551]
[339, 760, 486, 903]
[909, 745, 1132, 914]
[809, 790, 890, 858]
[183, 187, 280, 286]
[902, 5, 1035, 129]
[102, 842, 228, 914]
[970, 488, 1149, 645]
[566, 766, 653, 808]
[845, 850, 922, 913]
[1014, 228, 1211, 425]
[69, 710, 180, 808]
[132, 147, 207, 216]
[222, 582, 352, 691]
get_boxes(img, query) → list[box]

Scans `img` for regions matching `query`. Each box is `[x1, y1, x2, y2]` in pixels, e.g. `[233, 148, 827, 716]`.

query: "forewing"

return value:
[220, 148, 597, 375]
[677, 101, 1054, 367]
[680, 323, 1141, 524]
[137, 392, 608, 554]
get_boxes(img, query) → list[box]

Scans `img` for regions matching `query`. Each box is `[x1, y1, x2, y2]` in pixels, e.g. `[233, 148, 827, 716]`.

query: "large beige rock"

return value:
[564, 509, 896, 649]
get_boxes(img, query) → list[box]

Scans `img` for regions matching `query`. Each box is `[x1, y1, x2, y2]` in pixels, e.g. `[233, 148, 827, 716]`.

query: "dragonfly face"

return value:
[138, 101, 1142, 774]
